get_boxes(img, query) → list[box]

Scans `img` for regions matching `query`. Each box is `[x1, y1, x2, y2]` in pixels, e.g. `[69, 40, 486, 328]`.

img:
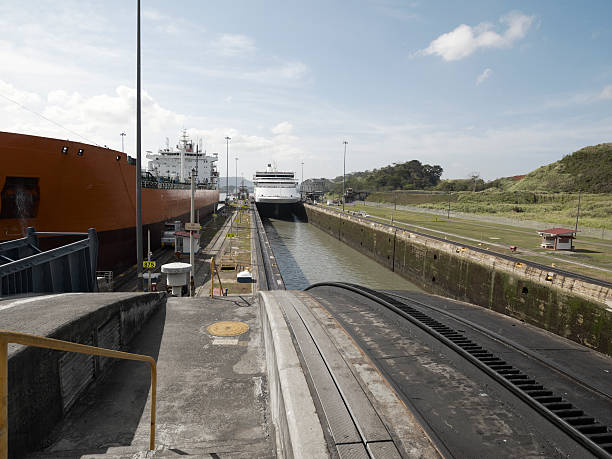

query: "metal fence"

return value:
[0, 227, 98, 296]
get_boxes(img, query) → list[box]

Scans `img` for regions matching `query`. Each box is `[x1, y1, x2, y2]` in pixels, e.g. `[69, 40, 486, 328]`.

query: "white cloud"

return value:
[600, 85, 612, 100]
[211, 34, 256, 56]
[271, 121, 294, 135]
[143, 8, 164, 21]
[243, 61, 309, 82]
[419, 11, 534, 61]
[0, 80, 42, 108]
[476, 68, 492, 85]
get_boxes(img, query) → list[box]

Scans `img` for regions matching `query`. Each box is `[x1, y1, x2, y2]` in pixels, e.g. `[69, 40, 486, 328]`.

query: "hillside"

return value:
[503, 143, 612, 193]
[328, 160, 443, 193]
[362, 143, 612, 230]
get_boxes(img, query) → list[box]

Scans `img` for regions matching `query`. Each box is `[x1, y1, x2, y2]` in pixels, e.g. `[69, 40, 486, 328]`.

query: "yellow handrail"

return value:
[0, 330, 157, 456]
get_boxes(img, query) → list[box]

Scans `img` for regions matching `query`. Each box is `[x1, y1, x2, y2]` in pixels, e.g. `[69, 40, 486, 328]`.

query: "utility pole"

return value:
[342, 140, 348, 212]
[575, 190, 582, 234]
[190, 169, 195, 296]
[235, 157, 238, 198]
[136, 0, 143, 291]
[301, 161, 304, 199]
[120, 132, 126, 152]
[447, 189, 451, 219]
[225, 136, 231, 199]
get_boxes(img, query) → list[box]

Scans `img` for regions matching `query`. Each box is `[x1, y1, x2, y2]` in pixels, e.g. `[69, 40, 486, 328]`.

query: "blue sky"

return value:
[1, 0, 611, 181]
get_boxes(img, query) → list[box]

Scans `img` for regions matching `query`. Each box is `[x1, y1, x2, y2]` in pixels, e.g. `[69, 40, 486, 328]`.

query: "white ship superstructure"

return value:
[146, 130, 219, 188]
[253, 164, 300, 204]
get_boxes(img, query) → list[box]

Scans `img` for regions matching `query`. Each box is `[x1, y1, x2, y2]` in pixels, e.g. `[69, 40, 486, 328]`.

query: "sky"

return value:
[1, 0, 611, 182]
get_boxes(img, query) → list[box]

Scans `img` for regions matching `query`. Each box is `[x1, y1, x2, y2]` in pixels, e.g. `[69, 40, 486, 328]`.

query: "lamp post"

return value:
[120, 132, 126, 153]
[135, 0, 143, 291]
[342, 140, 348, 212]
[575, 190, 582, 234]
[225, 136, 231, 199]
[235, 157, 238, 198]
[301, 161, 304, 199]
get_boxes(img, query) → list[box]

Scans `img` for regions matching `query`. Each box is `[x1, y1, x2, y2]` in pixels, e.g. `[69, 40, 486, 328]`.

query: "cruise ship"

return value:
[253, 164, 301, 217]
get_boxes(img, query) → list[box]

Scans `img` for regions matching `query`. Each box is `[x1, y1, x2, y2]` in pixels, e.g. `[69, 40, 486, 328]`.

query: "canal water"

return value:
[263, 217, 421, 291]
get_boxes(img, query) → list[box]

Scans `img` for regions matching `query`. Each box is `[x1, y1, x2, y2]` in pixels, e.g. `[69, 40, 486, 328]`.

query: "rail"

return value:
[0, 227, 98, 296]
[252, 206, 285, 291]
[0, 330, 157, 455]
[305, 282, 612, 458]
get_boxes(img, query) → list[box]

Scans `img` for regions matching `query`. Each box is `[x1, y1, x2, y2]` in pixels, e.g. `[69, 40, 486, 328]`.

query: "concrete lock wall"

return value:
[304, 204, 612, 356]
[7, 293, 166, 458]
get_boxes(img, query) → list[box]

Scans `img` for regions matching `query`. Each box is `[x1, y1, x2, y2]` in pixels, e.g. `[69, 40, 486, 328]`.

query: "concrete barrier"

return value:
[305, 204, 612, 356]
[2, 292, 165, 458]
[259, 291, 329, 458]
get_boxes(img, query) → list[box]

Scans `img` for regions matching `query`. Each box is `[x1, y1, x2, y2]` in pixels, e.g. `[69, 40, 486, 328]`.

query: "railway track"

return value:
[305, 282, 612, 458]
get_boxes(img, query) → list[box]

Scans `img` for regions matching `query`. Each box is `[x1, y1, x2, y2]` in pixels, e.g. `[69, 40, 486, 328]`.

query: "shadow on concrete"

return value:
[35, 303, 167, 456]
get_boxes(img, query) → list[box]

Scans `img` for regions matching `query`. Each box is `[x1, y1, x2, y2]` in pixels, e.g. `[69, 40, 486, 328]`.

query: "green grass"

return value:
[342, 203, 612, 283]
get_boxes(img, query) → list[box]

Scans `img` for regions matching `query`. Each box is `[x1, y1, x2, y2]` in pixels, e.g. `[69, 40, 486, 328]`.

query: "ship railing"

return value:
[0, 330, 157, 455]
[0, 227, 98, 297]
[140, 178, 217, 191]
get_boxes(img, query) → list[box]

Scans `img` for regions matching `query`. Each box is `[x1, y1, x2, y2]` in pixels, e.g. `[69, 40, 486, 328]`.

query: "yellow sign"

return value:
[143, 261, 156, 269]
[227, 233, 235, 238]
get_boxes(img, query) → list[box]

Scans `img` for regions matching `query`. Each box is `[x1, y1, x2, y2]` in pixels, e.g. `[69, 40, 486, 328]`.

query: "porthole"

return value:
[116, 155, 121, 161]
[61, 146, 68, 154]
[77, 149, 84, 156]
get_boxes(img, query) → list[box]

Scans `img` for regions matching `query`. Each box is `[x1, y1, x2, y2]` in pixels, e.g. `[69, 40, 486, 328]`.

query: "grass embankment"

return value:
[340, 203, 612, 283]
[366, 190, 612, 230]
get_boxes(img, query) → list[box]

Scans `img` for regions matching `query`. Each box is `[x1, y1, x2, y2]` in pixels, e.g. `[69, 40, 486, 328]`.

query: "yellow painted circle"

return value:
[206, 321, 249, 337]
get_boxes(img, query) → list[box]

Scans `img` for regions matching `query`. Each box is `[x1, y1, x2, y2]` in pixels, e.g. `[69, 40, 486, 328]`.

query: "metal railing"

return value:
[0, 330, 157, 455]
[0, 227, 98, 296]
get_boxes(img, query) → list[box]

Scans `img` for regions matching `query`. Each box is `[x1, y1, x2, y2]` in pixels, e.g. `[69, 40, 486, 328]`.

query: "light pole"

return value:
[120, 132, 126, 153]
[301, 161, 304, 199]
[136, 0, 143, 291]
[225, 136, 231, 199]
[575, 190, 582, 234]
[342, 140, 348, 212]
[235, 157, 238, 198]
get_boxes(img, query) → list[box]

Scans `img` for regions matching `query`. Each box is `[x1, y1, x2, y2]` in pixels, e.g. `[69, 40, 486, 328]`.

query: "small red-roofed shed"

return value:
[537, 228, 577, 250]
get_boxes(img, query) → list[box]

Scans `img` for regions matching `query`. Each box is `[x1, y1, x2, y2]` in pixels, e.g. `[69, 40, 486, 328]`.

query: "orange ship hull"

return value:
[0, 132, 219, 271]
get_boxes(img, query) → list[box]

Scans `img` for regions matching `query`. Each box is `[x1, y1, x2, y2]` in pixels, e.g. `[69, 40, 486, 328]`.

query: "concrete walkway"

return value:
[32, 296, 275, 458]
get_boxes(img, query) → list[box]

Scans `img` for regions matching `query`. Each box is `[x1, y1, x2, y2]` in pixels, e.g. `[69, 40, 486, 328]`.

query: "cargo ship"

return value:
[0, 131, 219, 272]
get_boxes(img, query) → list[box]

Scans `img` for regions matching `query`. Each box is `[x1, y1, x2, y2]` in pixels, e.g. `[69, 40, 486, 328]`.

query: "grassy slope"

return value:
[366, 144, 612, 229]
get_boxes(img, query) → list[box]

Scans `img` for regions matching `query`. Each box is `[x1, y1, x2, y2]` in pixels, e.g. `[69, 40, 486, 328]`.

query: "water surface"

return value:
[264, 217, 421, 291]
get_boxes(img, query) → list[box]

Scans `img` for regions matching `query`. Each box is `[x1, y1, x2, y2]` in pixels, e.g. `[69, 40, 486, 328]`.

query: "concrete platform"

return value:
[28, 295, 276, 458]
[6, 289, 440, 458]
